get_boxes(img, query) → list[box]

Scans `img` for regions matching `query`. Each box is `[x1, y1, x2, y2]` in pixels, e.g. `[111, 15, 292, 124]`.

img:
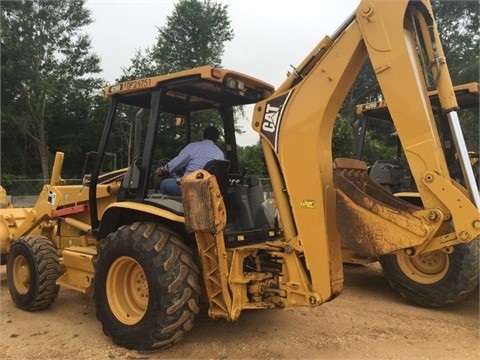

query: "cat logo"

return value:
[47, 191, 56, 206]
[261, 90, 293, 151]
[262, 103, 281, 134]
[300, 200, 315, 209]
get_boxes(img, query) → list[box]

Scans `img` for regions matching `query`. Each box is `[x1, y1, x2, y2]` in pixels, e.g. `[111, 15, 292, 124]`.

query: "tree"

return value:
[237, 142, 268, 178]
[121, 0, 233, 80]
[335, 1, 479, 164]
[341, 1, 479, 115]
[432, 0, 479, 84]
[120, 48, 154, 80]
[46, 90, 109, 178]
[120, 0, 235, 161]
[1, 0, 102, 179]
[432, 1, 479, 157]
[151, 0, 233, 74]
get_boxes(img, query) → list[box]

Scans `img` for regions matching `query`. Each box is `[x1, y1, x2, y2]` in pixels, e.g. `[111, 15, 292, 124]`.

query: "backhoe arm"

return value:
[252, 0, 479, 300]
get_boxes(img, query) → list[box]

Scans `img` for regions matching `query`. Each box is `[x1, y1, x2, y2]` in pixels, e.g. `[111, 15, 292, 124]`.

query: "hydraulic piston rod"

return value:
[447, 110, 480, 209]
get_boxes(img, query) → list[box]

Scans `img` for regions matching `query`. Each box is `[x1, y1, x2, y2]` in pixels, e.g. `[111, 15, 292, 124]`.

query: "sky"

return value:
[85, 0, 360, 145]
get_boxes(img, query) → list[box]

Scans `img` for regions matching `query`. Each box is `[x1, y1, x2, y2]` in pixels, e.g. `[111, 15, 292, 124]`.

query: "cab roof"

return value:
[355, 82, 479, 120]
[104, 66, 275, 115]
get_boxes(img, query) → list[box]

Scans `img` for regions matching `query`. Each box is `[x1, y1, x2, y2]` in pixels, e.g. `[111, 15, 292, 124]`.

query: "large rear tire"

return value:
[94, 222, 201, 351]
[6, 235, 60, 310]
[379, 241, 479, 307]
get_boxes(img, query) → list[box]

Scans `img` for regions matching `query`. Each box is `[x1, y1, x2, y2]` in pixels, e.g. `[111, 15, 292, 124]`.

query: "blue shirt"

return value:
[165, 139, 225, 175]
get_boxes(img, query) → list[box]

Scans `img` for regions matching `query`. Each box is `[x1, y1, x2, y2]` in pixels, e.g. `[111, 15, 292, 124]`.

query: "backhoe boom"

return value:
[252, 0, 479, 299]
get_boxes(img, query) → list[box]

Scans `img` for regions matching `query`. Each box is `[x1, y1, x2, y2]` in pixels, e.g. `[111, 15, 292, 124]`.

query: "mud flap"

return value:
[333, 158, 440, 257]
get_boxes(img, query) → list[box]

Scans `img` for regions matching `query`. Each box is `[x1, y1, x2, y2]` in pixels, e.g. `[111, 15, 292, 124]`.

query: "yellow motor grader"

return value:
[1, 0, 478, 351]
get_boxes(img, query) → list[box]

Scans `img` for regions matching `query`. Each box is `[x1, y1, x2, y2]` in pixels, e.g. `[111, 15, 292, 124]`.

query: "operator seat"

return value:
[203, 159, 231, 201]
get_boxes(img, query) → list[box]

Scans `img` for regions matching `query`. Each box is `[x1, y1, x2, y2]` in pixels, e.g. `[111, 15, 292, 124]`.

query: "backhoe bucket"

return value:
[333, 158, 438, 257]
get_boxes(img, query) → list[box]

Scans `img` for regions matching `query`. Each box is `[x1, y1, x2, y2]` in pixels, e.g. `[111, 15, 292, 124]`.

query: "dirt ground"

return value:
[0, 262, 478, 360]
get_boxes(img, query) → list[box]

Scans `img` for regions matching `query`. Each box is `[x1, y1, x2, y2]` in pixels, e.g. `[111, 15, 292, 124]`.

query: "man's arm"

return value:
[155, 144, 193, 176]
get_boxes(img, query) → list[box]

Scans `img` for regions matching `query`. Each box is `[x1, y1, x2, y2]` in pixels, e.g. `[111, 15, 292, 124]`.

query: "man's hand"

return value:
[155, 166, 167, 176]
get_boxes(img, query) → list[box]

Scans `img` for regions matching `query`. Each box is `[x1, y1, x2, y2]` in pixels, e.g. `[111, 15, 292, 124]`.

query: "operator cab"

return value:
[87, 66, 280, 246]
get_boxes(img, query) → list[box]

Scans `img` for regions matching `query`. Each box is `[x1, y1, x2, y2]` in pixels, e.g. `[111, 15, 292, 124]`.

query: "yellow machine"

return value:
[353, 82, 479, 196]
[344, 82, 479, 303]
[1, 0, 478, 351]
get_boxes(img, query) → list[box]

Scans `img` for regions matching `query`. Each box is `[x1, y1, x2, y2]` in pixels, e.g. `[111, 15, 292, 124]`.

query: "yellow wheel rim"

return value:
[12, 255, 31, 295]
[106, 256, 149, 325]
[397, 250, 449, 284]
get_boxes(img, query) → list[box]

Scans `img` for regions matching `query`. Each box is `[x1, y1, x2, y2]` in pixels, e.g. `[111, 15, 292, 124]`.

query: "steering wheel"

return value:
[393, 156, 408, 169]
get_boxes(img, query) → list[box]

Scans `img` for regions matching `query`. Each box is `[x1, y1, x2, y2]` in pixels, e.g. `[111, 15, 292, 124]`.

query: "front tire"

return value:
[94, 222, 201, 351]
[379, 241, 479, 307]
[6, 235, 60, 310]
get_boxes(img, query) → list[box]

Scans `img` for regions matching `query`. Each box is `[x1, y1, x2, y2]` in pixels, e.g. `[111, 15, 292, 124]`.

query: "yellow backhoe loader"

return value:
[1, 0, 478, 351]
[344, 82, 479, 305]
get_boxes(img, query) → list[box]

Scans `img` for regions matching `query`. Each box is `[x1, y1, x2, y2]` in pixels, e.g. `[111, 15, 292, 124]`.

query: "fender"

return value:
[98, 201, 184, 239]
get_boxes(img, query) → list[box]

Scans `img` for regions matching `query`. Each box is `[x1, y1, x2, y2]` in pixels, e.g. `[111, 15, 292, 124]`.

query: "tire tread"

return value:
[95, 222, 201, 351]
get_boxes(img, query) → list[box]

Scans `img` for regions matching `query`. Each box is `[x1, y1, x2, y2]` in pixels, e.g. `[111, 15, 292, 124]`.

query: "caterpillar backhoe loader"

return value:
[344, 82, 479, 305]
[1, 0, 478, 351]
[353, 81, 478, 197]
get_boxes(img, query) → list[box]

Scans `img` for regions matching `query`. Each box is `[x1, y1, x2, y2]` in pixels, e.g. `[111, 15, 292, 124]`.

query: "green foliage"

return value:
[361, 132, 397, 165]
[1, 0, 102, 178]
[120, 48, 155, 80]
[432, 1, 479, 84]
[121, 0, 234, 80]
[47, 92, 109, 177]
[458, 108, 479, 155]
[332, 115, 354, 159]
[151, 0, 233, 74]
[432, 1, 479, 157]
[1, 0, 477, 186]
[340, 1, 479, 115]
[332, 114, 398, 164]
[337, 1, 479, 166]
[237, 142, 268, 178]
[119, 0, 235, 162]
